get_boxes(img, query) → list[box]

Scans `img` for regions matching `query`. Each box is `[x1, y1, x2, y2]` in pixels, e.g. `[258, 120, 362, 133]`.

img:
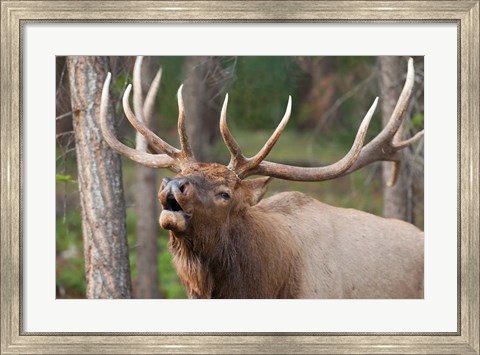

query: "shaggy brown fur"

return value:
[159, 163, 423, 299]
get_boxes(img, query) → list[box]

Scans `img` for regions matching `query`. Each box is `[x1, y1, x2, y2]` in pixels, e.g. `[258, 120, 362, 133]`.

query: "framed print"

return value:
[1, 1, 478, 354]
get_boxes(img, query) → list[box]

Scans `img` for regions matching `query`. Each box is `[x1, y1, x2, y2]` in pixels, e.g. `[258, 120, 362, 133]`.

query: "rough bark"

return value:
[183, 57, 224, 162]
[379, 56, 413, 222]
[67, 56, 132, 298]
[134, 166, 160, 298]
[134, 57, 160, 298]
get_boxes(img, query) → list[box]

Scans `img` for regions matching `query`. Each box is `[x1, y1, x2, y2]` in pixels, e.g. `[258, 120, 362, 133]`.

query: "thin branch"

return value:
[312, 71, 378, 136]
[56, 111, 74, 121]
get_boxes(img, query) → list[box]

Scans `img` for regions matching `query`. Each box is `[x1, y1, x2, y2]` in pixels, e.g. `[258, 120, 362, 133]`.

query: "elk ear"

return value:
[243, 177, 273, 205]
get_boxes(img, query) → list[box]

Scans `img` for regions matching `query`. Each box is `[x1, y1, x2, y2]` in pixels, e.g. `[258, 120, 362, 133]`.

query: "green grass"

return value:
[56, 203, 188, 299]
[56, 209, 86, 298]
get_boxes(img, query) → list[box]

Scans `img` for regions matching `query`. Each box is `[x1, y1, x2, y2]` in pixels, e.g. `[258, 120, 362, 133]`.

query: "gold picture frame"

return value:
[1, 1, 478, 354]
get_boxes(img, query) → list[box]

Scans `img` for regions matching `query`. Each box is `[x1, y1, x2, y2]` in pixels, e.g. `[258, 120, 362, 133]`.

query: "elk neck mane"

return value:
[167, 203, 302, 298]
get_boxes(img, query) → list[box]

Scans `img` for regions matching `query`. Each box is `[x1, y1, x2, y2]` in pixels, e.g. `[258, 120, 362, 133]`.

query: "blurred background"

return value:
[56, 56, 424, 299]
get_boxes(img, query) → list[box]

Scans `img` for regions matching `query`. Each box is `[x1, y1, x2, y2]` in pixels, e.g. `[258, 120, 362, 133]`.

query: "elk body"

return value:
[100, 57, 424, 299]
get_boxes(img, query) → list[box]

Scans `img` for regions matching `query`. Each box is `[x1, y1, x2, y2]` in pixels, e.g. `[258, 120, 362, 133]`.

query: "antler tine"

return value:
[369, 57, 416, 147]
[133, 56, 163, 126]
[177, 85, 195, 161]
[249, 97, 378, 180]
[220, 94, 293, 177]
[133, 56, 148, 151]
[127, 58, 196, 165]
[219, 93, 247, 170]
[143, 67, 162, 126]
[133, 56, 165, 154]
[133, 56, 145, 121]
[242, 96, 292, 176]
[219, 90, 375, 181]
[123, 84, 181, 159]
[394, 130, 424, 149]
[99, 73, 179, 170]
[241, 57, 422, 183]
[344, 57, 424, 177]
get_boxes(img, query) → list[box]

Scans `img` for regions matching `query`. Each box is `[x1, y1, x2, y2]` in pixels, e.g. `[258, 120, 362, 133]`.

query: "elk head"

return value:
[157, 163, 273, 237]
[99, 56, 423, 239]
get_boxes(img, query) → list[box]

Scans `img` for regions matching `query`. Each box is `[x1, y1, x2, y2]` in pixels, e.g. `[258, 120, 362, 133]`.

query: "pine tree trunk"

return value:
[133, 57, 160, 298]
[379, 56, 413, 222]
[134, 165, 160, 298]
[183, 56, 223, 162]
[67, 56, 132, 298]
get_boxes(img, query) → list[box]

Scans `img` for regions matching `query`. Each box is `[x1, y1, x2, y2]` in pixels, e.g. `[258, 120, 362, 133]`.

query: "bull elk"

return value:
[99, 56, 424, 299]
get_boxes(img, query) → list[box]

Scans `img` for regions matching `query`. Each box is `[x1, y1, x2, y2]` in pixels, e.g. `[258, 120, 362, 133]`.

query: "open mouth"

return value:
[160, 193, 190, 233]
[166, 194, 183, 212]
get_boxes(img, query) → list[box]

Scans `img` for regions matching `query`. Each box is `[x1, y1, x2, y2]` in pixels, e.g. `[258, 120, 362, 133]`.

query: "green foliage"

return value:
[409, 112, 424, 130]
[55, 174, 74, 183]
[227, 57, 303, 130]
[56, 210, 85, 297]
[154, 56, 187, 129]
[112, 72, 131, 97]
[158, 233, 187, 298]
[126, 211, 138, 281]
[56, 210, 82, 252]
[121, 137, 136, 149]
[336, 56, 375, 76]
[148, 56, 305, 131]
[124, 207, 187, 298]
[55, 199, 187, 298]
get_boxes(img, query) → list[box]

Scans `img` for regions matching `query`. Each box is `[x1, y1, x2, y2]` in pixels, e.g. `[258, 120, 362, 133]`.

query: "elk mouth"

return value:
[161, 192, 190, 216]
[166, 194, 183, 212]
[159, 192, 191, 233]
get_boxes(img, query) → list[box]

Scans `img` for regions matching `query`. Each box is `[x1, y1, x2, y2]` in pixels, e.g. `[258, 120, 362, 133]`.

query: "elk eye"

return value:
[218, 192, 230, 200]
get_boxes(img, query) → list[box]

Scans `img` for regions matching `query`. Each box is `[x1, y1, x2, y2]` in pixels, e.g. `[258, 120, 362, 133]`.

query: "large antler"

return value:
[342, 58, 424, 184]
[132, 56, 162, 152]
[220, 57, 423, 182]
[99, 56, 196, 171]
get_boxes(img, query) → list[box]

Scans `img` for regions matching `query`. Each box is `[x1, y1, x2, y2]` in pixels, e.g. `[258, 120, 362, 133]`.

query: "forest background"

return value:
[56, 56, 424, 299]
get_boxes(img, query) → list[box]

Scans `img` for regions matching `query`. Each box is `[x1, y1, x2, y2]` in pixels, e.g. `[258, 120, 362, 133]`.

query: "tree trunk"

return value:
[133, 57, 160, 298]
[379, 56, 413, 222]
[67, 56, 132, 298]
[134, 166, 160, 298]
[183, 57, 224, 162]
[296, 56, 338, 130]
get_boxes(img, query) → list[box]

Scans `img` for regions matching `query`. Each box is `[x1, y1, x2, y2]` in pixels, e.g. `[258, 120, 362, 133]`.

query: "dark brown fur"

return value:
[159, 163, 423, 299]
[160, 164, 301, 298]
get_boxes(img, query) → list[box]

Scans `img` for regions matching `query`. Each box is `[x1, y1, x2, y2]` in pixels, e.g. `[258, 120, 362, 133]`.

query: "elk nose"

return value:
[160, 177, 172, 191]
[171, 178, 190, 195]
[161, 178, 191, 196]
